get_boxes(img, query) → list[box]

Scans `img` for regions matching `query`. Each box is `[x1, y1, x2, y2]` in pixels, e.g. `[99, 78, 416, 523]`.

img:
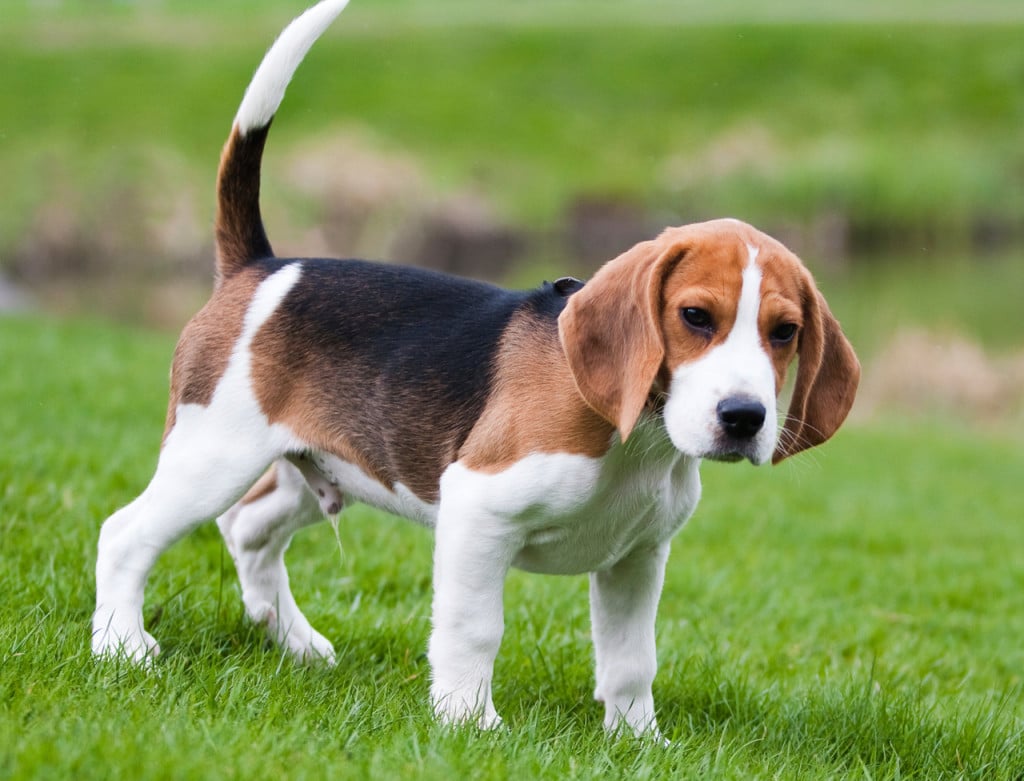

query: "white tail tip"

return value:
[234, 0, 351, 134]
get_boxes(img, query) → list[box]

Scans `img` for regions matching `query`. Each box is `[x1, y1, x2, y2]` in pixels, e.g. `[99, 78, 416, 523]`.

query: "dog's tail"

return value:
[214, 0, 350, 283]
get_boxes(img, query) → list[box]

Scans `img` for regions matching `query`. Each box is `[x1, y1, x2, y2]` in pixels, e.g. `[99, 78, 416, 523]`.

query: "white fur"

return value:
[217, 461, 335, 663]
[234, 0, 351, 134]
[590, 540, 670, 737]
[663, 243, 778, 465]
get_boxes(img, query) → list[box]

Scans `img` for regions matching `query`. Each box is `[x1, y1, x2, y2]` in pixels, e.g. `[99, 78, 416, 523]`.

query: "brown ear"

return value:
[558, 239, 680, 440]
[773, 279, 861, 463]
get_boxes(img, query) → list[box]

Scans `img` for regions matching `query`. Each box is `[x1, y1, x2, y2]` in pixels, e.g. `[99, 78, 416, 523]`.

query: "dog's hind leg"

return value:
[217, 460, 336, 664]
[92, 403, 289, 664]
[92, 263, 308, 663]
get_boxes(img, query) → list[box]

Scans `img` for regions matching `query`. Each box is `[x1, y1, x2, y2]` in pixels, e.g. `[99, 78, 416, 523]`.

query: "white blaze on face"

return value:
[662, 243, 778, 464]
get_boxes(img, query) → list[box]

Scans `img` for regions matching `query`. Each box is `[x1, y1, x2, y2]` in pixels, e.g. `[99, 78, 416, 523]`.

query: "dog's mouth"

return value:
[663, 419, 772, 466]
[706, 451, 747, 464]
[703, 439, 769, 465]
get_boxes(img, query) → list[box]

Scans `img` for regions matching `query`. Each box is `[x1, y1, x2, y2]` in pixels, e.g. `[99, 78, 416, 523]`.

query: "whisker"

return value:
[774, 415, 824, 471]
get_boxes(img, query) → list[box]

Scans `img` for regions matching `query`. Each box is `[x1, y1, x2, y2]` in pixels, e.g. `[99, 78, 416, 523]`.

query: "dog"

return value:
[92, 0, 860, 738]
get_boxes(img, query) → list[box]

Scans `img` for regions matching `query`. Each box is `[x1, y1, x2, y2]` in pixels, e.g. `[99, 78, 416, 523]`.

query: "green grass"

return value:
[1, 1, 1022, 256]
[2, 311, 1023, 779]
[3, 1, 1024, 776]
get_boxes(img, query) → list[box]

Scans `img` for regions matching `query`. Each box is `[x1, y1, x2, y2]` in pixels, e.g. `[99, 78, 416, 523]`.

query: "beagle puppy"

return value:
[92, 0, 860, 739]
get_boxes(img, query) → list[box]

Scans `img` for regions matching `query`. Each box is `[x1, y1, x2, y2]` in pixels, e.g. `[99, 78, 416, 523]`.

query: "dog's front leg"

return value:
[590, 541, 671, 740]
[427, 502, 519, 729]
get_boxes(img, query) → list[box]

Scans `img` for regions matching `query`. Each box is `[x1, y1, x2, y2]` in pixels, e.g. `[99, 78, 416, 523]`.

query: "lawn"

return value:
[1, 308, 1023, 778]
[3, 0, 1024, 777]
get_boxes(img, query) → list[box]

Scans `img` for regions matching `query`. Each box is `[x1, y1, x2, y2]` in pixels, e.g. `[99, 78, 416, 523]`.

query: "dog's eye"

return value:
[681, 307, 714, 334]
[770, 322, 798, 344]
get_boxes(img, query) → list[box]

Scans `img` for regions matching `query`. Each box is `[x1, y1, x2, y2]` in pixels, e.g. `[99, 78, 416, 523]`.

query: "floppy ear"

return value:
[773, 278, 860, 463]
[558, 239, 681, 441]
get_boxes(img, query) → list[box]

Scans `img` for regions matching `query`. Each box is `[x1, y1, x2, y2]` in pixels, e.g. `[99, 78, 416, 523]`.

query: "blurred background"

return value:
[2, 0, 1023, 428]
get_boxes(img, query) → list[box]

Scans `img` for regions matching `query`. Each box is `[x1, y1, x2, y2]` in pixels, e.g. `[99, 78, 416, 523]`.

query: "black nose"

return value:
[717, 397, 766, 439]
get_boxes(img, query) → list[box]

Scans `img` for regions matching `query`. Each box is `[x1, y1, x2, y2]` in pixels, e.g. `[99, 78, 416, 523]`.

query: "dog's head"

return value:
[558, 218, 860, 464]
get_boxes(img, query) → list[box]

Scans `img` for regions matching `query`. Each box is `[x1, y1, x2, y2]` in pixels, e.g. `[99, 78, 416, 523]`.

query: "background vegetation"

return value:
[3, 0, 1023, 316]
[1, 1, 1022, 778]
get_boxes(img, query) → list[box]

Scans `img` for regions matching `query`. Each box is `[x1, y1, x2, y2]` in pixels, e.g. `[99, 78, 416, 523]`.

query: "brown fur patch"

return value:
[753, 253, 805, 391]
[163, 267, 265, 441]
[252, 364, 397, 491]
[459, 309, 615, 472]
[773, 279, 860, 462]
[656, 231, 748, 368]
[557, 238, 673, 440]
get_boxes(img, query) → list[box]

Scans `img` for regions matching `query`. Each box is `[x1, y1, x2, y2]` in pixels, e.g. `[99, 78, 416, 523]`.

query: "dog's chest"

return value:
[512, 457, 700, 574]
[440, 419, 702, 575]
[509, 460, 696, 573]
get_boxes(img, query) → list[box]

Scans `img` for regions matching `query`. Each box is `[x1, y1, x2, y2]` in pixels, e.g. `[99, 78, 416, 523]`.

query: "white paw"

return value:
[603, 706, 667, 745]
[91, 608, 160, 665]
[431, 685, 503, 730]
[245, 598, 336, 665]
[243, 597, 277, 627]
[281, 625, 337, 666]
